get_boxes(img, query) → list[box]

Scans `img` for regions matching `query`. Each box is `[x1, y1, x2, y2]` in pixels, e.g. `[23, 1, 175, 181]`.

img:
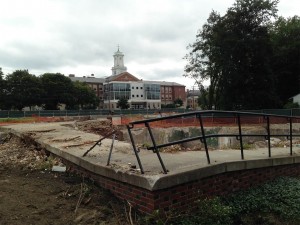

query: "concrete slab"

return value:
[1, 122, 300, 191]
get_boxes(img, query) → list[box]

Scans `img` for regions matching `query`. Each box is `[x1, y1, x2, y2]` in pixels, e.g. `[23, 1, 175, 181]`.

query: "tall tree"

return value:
[271, 16, 300, 105]
[4, 70, 42, 110]
[40, 73, 74, 110]
[184, 10, 223, 110]
[0, 68, 5, 109]
[174, 98, 183, 107]
[117, 97, 129, 109]
[73, 81, 99, 109]
[184, 0, 280, 110]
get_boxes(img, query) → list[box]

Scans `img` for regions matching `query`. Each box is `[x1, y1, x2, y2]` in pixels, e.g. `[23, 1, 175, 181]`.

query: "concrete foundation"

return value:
[1, 121, 300, 214]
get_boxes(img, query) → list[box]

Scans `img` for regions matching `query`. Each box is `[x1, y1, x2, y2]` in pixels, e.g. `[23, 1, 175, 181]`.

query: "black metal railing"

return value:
[126, 110, 300, 174]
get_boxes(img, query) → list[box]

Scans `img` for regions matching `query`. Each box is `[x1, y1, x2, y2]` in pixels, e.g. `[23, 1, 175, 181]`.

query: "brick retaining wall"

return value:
[66, 161, 300, 214]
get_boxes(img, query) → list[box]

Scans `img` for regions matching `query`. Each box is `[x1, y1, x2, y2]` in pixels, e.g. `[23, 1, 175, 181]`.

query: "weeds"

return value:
[225, 177, 300, 224]
[139, 177, 300, 225]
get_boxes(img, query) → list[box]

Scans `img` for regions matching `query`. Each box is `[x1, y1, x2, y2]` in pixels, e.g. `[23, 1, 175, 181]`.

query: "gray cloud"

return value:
[0, 0, 299, 88]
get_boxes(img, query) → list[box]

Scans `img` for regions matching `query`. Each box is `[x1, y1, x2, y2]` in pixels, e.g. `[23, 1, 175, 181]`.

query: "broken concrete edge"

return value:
[1, 126, 300, 191]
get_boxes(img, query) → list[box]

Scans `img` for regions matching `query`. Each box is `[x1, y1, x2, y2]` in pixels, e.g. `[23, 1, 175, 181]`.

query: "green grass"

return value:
[0, 117, 35, 123]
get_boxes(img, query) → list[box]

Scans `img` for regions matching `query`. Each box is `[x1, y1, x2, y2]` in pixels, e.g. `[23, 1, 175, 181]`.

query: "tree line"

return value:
[184, 0, 300, 110]
[0, 69, 99, 110]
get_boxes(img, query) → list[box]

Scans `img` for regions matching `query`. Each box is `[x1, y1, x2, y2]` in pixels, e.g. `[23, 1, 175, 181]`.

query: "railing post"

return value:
[106, 134, 115, 166]
[126, 125, 144, 174]
[265, 116, 271, 157]
[197, 114, 210, 164]
[289, 118, 293, 156]
[145, 122, 168, 174]
[237, 114, 244, 160]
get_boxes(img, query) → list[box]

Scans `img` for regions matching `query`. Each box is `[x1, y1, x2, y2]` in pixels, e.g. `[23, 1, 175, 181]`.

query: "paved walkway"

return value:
[1, 122, 300, 190]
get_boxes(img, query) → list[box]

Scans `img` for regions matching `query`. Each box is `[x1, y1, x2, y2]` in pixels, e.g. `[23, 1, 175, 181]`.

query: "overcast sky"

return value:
[0, 0, 299, 89]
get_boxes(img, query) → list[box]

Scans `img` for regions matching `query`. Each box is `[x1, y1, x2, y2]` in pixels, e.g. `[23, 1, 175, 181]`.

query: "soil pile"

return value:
[0, 134, 132, 225]
[75, 119, 124, 141]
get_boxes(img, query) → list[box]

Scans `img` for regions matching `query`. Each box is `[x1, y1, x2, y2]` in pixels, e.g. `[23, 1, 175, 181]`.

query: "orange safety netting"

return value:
[121, 115, 300, 128]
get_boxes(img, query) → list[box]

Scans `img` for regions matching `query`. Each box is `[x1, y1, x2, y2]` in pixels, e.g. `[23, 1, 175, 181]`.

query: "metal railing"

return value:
[126, 110, 300, 174]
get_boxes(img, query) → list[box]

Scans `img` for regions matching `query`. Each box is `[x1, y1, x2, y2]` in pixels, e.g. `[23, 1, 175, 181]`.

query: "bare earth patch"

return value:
[0, 134, 133, 225]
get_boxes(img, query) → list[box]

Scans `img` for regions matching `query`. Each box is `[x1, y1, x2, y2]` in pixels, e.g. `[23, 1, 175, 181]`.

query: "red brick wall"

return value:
[173, 86, 186, 102]
[67, 161, 300, 214]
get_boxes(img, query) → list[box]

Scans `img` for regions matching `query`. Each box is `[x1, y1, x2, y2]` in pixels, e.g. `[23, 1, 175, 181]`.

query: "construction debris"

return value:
[63, 141, 95, 149]
[0, 133, 62, 170]
[52, 165, 67, 172]
[27, 129, 56, 133]
[51, 136, 81, 142]
[74, 119, 124, 140]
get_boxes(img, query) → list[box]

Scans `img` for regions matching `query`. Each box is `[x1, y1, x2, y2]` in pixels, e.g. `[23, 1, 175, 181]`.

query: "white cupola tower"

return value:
[111, 46, 127, 75]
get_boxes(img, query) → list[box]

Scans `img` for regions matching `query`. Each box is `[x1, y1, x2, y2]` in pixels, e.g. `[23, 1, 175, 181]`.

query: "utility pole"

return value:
[193, 86, 195, 110]
[190, 85, 198, 110]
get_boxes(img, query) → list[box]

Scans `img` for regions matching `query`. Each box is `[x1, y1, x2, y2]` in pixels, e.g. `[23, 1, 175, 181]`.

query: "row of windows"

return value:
[107, 103, 161, 109]
[144, 84, 160, 92]
[104, 92, 160, 100]
[104, 83, 162, 91]
[104, 83, 131, 91]
[93, 88, 103, 91]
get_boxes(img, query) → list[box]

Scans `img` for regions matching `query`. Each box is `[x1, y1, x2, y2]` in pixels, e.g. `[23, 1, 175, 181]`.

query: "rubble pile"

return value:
[254, 137, 300, 148]
[75, 119, 124, 140]
[160, 144, 203, 153]
[0, 134, 62, 170]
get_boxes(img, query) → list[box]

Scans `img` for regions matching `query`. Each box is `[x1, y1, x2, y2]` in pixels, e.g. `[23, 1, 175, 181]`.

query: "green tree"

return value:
[4, 70, 42, 110]
[0, 68, 5, 109]
[184, 0, 280, 110]
[174, 98, 183, 107]
[73, 81, 99, 109]
[197, 87, 210, 110]
[117, 97, 129, 109]
[283, 101, 299, 109]
[184, 10, 222, 110]
[40, 73, 74, 110]
[271, 16, 300, 105]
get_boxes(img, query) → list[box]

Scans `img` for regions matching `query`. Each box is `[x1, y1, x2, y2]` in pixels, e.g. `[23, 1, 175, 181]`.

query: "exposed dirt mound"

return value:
[0, 134, 135, 225]
[75, 119, 124, 141]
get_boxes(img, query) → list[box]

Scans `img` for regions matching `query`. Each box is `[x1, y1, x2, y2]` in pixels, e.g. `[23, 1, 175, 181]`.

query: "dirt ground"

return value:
[0, 134, 136, 225]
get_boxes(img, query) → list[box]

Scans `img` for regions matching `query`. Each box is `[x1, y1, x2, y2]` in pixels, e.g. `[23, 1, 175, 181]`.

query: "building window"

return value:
[132, 95, 134, 97]
[140, 87, 143, 89]
[141, 95, 143, 97]
[137, 95, 139, 97]
[136, 87, 138, 89]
